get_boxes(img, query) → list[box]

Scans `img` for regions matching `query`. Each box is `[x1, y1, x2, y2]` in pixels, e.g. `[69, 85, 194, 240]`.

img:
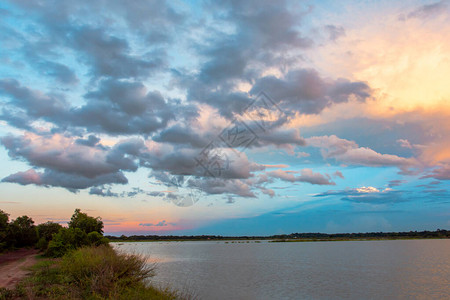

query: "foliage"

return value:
[0, 210, 186, 299]
[36, 221, 63, 250]
[68, 208, 104, 234]
[61, 245, 156, 297]
[2, 246, 181, 300]
[0, 210, 9, 250]
[6, 215, 38, 248]
[87, 231, 109, 247]
[46, 227, 88, 257]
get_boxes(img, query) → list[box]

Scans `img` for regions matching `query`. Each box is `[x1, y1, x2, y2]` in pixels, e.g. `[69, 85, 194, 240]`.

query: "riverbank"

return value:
[0, 246, 185, 300]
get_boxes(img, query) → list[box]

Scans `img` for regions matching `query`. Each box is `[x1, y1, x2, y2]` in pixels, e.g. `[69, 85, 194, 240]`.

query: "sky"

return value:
[0, 0, 449, 236]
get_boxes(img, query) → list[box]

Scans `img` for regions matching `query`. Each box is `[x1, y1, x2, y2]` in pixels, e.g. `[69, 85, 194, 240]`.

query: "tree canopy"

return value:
[68, 209, 104, 234]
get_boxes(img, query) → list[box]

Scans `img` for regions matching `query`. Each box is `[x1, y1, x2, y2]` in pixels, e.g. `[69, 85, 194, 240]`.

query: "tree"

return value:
[0, 210, 10, 250]
[8, 215, 38, 247]
[36, 221, 63, 250]
[68, 209, 104, 234]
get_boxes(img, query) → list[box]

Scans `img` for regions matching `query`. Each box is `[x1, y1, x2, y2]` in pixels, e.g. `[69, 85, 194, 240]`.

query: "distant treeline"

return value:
[0, 209, 108, 256]
[106, 229, 449, 241]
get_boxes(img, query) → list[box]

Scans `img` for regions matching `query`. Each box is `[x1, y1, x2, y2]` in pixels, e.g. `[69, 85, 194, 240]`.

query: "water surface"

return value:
[114, 240, 450, 299]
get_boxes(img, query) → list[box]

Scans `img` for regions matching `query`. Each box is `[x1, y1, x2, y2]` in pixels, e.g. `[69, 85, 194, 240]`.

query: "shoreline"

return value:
[110, 236, 450, 243]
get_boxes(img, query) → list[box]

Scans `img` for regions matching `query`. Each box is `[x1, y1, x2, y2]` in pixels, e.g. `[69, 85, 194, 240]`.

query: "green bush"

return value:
[46, 227, 88, 257]
[36, 222, 63, 250]
[60, 245, 159, 298]
[87, 231, 109, 246]
[61, 246, 154, 290]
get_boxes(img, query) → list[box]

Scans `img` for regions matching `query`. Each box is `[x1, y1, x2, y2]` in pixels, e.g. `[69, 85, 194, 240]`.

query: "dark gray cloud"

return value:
[75, 79, 177, 135]
[89, 186, 119, 197]
[146, 148, 264, 180]
[0, 134, 150, 191]
[178, 0, 318, 119]
[9, 0, 184, 81]
[2, 169, 128, 192]
[34, 61, 78, 85]
[153, 124, 215, 149]
[69, 27, 165, 79]
[267, 169, 336, 185]
[188, 178, 256, 198]
[250, 70, 371, 114]
[0, 78, 182, 136]
[0, 79, 70, 130]
[1, 135, 145, 178]
[75, 135, 101, 148]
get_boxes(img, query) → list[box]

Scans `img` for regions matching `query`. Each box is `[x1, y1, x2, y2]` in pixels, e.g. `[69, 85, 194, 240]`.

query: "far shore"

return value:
[109, 237, 450, 243]
[106, 229, 449, 243]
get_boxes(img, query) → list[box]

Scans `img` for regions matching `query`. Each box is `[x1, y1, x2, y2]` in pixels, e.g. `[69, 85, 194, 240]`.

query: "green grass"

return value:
[0, 245, 188, 300]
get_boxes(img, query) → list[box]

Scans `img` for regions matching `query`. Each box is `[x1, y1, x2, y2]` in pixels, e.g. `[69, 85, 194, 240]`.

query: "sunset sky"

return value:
[1, 0, 449, 235]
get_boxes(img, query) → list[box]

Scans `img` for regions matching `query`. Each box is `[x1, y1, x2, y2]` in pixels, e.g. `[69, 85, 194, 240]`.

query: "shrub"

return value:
[61, 245, 156, 298]
[46, 227, 88, 257]
[87, 231, 109, 246]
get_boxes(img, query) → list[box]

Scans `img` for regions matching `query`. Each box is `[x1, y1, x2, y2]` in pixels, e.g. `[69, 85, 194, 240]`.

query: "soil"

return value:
[0, 248, 39, 289]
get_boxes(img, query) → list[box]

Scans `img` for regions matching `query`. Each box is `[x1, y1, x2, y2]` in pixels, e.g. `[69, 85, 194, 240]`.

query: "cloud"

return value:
[250, 69, 371, 114]
[314, 187, 408, 204]
[69, 27, 165, 79]
[178, 0, 366, 121]
[139, 220, 171, 227]
[10, 0, 184, 81]
[75, 135, 102, 148]
[1, 133, 145, 178]
[33, 61, 78, 85]
[324, 25, 346, 41]
[0, 78, 181, 136]
[89, 186, 119, 197]
[388, 180, 406, 187]
[74, 80, 179, 135]
[0, 133, 154, 191]
[306, 135, 416, 168]
[0, 79, 70, 130]
[333, 171, 344, 179]
[405, 1, 448, 20]
[421, 164, 450, 180]
[397, 139, 413, 149]
[267, 169, 335, 185]
[2, 169, 128, 192]
[188, 178, 256, 198]
[147, 147, 265, 180]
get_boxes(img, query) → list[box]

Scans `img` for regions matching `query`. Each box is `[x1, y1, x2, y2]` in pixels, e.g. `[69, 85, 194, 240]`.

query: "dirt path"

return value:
[0, 249, 39, 289]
